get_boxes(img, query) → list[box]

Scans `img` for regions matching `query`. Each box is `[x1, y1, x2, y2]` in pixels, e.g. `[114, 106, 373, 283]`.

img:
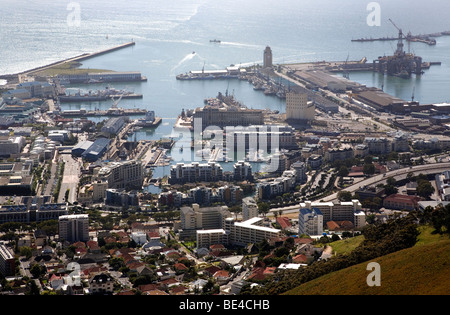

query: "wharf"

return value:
[18, 42, 136, 77]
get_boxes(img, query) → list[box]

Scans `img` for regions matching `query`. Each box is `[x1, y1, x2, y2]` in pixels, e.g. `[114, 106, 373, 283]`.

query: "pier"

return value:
[19, 42, 137, 77]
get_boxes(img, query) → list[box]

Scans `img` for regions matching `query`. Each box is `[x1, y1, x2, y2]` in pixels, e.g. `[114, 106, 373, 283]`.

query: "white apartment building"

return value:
[298, 208, 323, 236]
[299, 200, 362, 224]
[195, 217, 282, 249]
[180, 204, 232, 240]
[58, 214, 89, 243]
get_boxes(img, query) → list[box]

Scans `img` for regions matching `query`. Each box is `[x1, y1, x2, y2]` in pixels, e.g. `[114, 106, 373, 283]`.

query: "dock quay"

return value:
[13, 42, 137, 78]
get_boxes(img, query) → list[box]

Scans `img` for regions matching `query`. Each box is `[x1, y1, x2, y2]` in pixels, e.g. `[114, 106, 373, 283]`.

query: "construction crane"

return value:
[389, 18, 405, 56]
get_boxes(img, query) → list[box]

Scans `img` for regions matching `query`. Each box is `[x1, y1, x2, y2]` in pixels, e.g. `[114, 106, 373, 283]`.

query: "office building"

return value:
[58, 214, 90, 243]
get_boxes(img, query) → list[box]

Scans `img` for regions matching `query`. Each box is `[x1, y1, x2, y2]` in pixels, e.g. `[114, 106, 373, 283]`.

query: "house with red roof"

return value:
[276, 217, 292, 230]
[383, 193, 422, 210]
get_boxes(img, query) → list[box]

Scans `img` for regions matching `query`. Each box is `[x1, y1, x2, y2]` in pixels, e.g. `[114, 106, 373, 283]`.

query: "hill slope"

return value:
[284, 233, 450, 295]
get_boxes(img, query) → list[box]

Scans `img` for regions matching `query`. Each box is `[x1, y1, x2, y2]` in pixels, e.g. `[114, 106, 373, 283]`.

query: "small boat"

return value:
[192, 51, 195, 54]
[210, 39, 221, 43]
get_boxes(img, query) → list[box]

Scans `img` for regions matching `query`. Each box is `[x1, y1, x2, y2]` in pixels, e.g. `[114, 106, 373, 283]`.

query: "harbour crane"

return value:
[389, 18, 406, 55]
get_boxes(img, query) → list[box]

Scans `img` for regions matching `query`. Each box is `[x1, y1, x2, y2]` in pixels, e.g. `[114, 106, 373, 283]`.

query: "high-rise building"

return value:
[263, 46, 273, 68]
[0, 244, 15, 277]
[59, 214, 90, 243]
[298, 208, 323, 236]
[179, 204, 232, 240]
[286, 91, 315, 121]
[242, 197, 259, 221]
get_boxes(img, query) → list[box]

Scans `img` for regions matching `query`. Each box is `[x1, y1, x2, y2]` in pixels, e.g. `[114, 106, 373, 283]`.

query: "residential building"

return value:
[169, 162, 223, 184]
[354, 144, 370, 157]
[291, 161, 307, 184]
[97, 160, 144, 190]
[364, 137, 392, 154]
[225, 217, 282, 247]
[233, 161, 253, 181]
[299, 200, 362, 224]
[325, 146, 354, 163]
[89, 273, 115, 295]
[298, 208, 323, 236]
[196, 229, 229, 249]
[242, 197, 259, 221]
[179, 204, 232, 240]
[354, 210, 367, 230]
[0, 244, 15, 276]
[435, 171, 450, 201]
[58, 214, 90, 243]
[307, 154, 323, 170]
[105, 189, 139, 210]
[383, 194, 422, 211]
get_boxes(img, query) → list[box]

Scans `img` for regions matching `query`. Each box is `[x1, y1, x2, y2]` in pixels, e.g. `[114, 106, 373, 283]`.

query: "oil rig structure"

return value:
[372, 19, 424, 79]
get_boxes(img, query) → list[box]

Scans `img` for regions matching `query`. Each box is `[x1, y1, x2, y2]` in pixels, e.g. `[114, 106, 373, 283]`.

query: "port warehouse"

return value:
[57, 71, 146, 84]
[72, 138, 110, 162]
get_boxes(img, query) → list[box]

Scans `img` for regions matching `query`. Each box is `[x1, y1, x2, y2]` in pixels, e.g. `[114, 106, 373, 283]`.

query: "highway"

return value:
[321, 162, 450, 202]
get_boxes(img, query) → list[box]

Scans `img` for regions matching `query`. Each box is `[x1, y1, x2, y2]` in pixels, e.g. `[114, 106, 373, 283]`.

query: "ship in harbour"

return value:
[59, 86, 142, 102]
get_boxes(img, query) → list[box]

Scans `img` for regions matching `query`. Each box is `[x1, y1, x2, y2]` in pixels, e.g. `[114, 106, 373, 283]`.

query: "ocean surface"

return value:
[2, 0, 450, 190]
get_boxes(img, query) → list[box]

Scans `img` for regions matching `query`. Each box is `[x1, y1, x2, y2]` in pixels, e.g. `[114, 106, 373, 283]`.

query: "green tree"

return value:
[257, 202, 270, 217]
[337, 190, 352, 202]
[363, 163, 375, 176]
[417, 180, 434, 200]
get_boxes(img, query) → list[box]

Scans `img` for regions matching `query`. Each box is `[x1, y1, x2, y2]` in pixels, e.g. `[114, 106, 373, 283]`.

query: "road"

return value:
[58, 154, 81, 203]
[321, 162, 450, 202]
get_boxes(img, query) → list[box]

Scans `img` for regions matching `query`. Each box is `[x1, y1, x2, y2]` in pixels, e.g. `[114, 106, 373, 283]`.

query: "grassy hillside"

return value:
[283, 227, 450, 295]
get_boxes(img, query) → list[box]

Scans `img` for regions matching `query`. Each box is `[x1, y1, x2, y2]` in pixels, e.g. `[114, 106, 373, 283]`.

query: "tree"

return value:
[337, 190, 352, 202]
[338, 165, 349, 178]
[417, 180, 434, 200]
[363, 163, 375, 176]
[257, 202, 270, 217]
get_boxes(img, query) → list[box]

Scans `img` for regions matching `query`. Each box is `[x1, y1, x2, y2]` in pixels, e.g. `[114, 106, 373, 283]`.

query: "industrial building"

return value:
[285, 91, 315, 121]
[81, 138, 110, 162]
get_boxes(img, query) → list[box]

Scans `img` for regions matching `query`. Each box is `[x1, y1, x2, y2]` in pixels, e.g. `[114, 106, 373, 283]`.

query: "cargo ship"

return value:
[59, 87, 142, 102]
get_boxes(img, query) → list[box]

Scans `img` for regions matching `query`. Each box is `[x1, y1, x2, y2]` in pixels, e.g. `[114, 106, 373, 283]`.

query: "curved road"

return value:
[321, 162, 450, 202]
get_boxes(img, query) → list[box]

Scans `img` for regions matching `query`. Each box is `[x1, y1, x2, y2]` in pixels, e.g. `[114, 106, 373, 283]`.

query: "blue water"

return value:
[3, 0, 450, 186]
